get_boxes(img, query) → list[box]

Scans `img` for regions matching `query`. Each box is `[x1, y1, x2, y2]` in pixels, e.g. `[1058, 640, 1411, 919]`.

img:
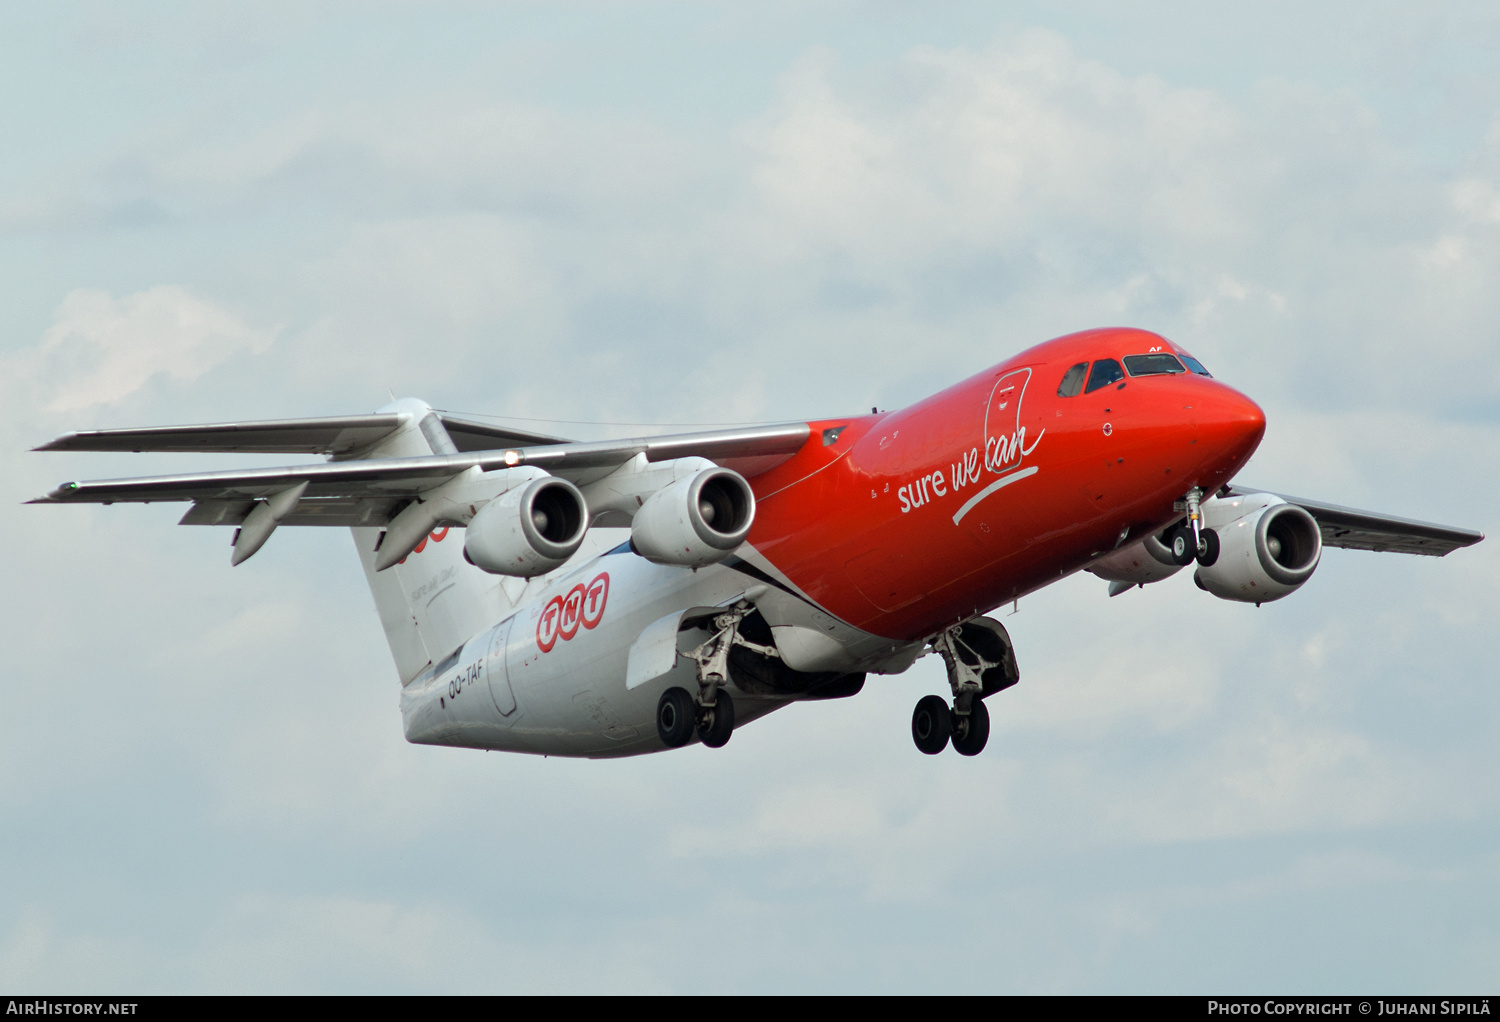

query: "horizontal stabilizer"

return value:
[34, 413, 568, 456]
[1226, 485, 1484, 557]
[440, 415, 569, 452]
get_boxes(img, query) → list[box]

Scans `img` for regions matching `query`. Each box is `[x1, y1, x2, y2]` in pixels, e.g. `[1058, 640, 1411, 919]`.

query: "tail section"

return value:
[351, 399, 517, 684]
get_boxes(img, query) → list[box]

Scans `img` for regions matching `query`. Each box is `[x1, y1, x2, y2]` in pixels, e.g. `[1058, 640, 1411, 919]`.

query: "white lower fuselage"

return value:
[399, 544, 851, 758]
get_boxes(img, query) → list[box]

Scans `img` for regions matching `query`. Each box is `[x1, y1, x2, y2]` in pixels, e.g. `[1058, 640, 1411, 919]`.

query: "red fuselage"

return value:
[747, 327, 1266, 640]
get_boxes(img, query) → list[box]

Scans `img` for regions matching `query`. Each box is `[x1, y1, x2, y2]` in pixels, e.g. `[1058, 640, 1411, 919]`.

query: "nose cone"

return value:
[1196, 382, 1266, 476]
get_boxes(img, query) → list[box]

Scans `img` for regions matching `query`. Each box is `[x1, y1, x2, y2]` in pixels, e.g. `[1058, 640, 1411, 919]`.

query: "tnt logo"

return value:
[536, 571, 610, 653]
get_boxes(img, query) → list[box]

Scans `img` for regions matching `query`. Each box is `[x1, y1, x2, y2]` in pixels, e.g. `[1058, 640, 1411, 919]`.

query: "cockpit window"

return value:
[1123, 353, 1187, 376]
[1084, 358, 1125, 394]
[1056, 362, 1088, 397]
[1180, 355, 1212, 377]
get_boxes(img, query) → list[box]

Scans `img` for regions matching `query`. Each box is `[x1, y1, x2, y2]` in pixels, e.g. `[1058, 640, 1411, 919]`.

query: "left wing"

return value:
[1223, 484, 1483, 556]
[33, 412, 568, 456]
[30, 421, 813, 527]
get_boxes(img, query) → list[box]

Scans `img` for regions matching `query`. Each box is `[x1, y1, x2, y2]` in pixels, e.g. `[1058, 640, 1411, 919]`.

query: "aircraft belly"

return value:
[402, 551, 789, 758]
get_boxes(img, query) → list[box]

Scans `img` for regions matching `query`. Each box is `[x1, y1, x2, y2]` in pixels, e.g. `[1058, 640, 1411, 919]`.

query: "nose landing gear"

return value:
[910, 618, 1018, 756]
[1168, 486, 1220, 566]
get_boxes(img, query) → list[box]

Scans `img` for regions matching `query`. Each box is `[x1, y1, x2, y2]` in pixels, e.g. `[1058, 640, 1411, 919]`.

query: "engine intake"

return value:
[1195, 499, 1321, 603]
[631, 468, 755, 567]
[464, 476, 588, 576]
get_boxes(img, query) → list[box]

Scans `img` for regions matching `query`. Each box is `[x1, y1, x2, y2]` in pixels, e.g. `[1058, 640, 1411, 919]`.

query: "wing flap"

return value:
[1225, 485, 1484, 557]
[178, 498, 400, 527]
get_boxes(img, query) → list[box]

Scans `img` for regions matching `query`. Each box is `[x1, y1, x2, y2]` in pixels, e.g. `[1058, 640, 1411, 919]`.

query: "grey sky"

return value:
[2, 2, 1497, 992]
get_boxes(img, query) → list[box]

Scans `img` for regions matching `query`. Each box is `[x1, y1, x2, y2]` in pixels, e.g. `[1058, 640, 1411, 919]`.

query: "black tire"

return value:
[1168, 526, 1196, 566]
[1195, 527, 1220, 567]
[911, 695, 952, 755]
[951, 699, 990, 757]
[697, 691, 735, 748]
[656, 687, 696, 748]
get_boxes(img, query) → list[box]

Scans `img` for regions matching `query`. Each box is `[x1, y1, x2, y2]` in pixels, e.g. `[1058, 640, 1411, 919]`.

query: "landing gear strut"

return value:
[1169, 487, 1220, 567]
[660, 604, 774, 750]
[909, 621, 1016, 756]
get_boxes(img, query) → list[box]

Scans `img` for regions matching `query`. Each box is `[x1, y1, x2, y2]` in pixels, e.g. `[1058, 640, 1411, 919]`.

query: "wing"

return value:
[30, 421, 814, 527]
[33, 413, 567, 456]
[1224, 485, 1484, 556]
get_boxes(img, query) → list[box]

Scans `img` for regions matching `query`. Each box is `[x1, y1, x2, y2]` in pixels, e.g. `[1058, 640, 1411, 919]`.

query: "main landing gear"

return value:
[657, 605, 771, 750]
[911, 619, 1017, 757]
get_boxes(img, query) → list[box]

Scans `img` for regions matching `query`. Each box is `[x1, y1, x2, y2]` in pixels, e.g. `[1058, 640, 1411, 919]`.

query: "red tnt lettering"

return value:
[558, 585, 585, 641]
[536, 596, 563, 653]
[535, 572, 610, 653]
[581, 572, 609, 629]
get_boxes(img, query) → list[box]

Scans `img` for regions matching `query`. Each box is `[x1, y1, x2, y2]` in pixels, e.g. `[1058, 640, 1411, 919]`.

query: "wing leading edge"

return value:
[1224, 484, 1483, 557]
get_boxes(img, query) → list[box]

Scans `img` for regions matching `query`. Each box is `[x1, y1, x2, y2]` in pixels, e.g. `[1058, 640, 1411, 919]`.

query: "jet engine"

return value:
[1194, 496, 1322, 603]
[1087, 531, 1184, 587]
[463, 476, 589, 576]
[630, 467, 755, 567]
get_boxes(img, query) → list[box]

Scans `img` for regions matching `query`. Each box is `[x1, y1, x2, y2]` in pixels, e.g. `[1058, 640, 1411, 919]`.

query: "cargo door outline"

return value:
[485, 617, 518, 717]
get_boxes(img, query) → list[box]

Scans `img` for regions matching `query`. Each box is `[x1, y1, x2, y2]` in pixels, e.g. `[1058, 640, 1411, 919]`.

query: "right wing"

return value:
[1224, 485, 1483, 557]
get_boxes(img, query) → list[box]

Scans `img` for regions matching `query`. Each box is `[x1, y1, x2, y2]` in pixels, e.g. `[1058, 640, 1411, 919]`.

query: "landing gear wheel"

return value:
[656, 687, 696, 748]
[951, 699, 990, 757]
[1168, 526, 1196, 566]
[1195, 527, 1220, 567]
[697, 691, 736, 748]
[911, 695, 952, 755]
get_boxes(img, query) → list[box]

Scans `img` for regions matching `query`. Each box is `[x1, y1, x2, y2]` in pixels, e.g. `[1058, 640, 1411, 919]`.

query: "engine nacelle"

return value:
[630, 468, 755, 567]
[1194, 495, 1322, 603]
[1087, 531, 1183, 586]
[463, 476, 589, 576]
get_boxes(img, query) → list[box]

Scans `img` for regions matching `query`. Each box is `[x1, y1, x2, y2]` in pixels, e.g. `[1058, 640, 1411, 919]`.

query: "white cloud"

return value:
[8, 286, 276, 413]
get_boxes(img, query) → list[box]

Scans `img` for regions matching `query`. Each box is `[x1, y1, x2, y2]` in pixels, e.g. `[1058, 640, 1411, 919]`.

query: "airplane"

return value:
[30, 327, 1484, 758]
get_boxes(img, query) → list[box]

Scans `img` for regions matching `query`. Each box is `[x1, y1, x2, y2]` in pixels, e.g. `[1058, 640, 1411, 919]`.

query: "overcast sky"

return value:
[2, 1, 1498, 993]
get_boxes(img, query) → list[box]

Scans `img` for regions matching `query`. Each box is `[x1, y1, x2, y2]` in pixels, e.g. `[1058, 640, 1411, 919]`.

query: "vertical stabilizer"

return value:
[350, 399, 513, 684]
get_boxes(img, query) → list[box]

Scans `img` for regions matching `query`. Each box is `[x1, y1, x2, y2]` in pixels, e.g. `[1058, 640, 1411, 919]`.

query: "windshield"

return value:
[1124, 353, 1187, 376]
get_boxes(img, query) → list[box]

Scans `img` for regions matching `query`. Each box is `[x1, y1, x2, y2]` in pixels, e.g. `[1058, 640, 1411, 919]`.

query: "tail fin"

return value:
[351, 399, 519, 684]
